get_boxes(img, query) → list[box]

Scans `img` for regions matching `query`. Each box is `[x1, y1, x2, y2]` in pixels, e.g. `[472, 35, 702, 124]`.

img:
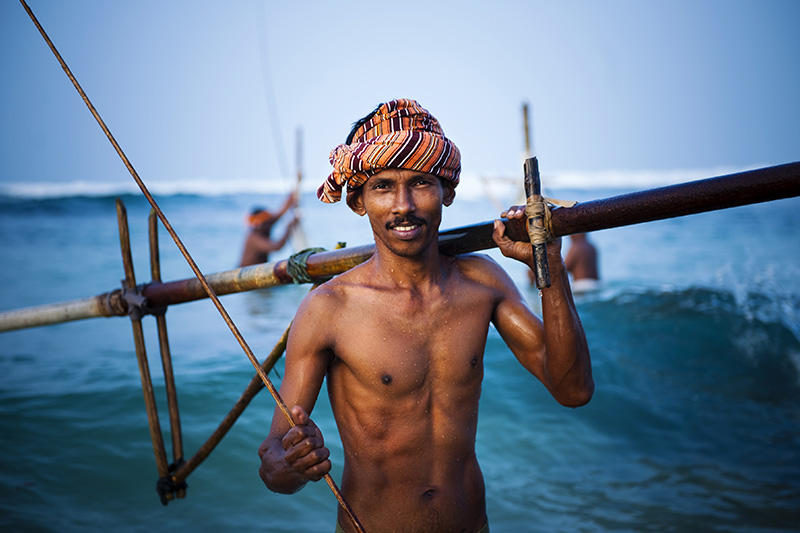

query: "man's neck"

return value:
[369, 240, 447, 291]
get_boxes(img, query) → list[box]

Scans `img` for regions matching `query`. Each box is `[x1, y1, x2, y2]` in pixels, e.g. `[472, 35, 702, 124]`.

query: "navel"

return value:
[381, 373, 393, 385]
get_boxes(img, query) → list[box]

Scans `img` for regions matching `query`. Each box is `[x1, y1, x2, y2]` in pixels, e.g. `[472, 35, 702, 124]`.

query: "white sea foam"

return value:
[0, 166, 756, 200]
[453, 165, 751, 201]
[0, 177, 293, 199]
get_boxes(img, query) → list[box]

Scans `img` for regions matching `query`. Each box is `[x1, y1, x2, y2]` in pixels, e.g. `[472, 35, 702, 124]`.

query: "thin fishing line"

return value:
[255, 1, 289, 178]
[18, 2, 364, 530]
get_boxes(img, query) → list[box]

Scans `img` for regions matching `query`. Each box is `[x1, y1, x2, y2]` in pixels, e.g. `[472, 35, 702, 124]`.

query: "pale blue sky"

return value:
[1, 0, 798, 191]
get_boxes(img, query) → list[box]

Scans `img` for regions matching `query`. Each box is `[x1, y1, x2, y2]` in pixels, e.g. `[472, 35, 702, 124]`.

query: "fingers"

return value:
[493, 219, 535, 265]
[281, 406, 331, 481]
[492, 219, 506, 240]
[284, 434, 331, 481]
[290, 405, 310, 426]
[499, 205, 562, 258]
[501, 205, 526, 220]
[492, 219, 513, 252]
[492, 219, 517, 259]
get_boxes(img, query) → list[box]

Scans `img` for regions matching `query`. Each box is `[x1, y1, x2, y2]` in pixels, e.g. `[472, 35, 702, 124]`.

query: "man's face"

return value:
[354, 169, 454, 258]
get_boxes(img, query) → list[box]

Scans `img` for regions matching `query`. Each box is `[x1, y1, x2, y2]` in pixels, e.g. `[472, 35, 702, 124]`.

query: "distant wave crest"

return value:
[0, 166, 755, 200]
[0, 178, 293, 200]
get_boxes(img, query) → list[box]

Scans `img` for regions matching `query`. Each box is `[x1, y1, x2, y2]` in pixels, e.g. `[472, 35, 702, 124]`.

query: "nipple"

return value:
[421, 488, 437, 501]
[381, 374, 393, 385]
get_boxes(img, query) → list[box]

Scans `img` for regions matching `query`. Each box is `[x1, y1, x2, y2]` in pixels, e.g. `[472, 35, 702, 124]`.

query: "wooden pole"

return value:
[550, 160, 800, 236]
[522, 102, 532, 158]
[149, 210, 186, 498]
[2, 161, 799, 333]
[523, 157, 550, 289]
[0, 293, 125, 331]
[117, 200, 171, 489]
[290, 126, 310, 251]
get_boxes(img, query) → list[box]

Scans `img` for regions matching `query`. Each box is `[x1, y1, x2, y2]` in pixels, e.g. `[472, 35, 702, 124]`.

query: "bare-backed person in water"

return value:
[239, 190, 299, 267]
[258, 99, 593, 533]
[565, 233, 600, 293]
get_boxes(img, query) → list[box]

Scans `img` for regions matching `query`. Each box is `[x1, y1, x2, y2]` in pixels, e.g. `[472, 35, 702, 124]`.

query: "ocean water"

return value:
[1, 177, 799, 532]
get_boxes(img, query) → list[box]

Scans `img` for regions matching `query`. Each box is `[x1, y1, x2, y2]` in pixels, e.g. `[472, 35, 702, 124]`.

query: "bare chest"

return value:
[330, 289, 494, 396]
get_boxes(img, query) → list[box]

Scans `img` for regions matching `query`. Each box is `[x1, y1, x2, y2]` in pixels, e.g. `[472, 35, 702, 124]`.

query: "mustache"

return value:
[386, 215, 426, 230]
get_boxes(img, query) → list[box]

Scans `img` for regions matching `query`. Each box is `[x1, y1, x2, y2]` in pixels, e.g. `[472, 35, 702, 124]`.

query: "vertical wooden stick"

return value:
[117, 200, 170, 486]
[523, 157, 550, 289]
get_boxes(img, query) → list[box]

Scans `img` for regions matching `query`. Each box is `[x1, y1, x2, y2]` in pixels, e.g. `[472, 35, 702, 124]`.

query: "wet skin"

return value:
[258, 170, 593, 533]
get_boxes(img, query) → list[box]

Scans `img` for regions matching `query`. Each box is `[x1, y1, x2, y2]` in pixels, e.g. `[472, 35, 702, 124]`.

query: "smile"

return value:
[388, 221, 424, 240]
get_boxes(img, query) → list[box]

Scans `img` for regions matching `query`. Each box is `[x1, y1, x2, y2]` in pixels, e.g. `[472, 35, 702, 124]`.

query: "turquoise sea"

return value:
[1, 175, 799, 532]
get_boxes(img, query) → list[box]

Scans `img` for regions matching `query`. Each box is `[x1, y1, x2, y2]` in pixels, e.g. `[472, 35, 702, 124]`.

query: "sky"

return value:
[1, 0, 799, 194]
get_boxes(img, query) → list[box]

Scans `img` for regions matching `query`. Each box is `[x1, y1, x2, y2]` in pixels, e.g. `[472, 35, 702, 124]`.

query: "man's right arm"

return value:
[257, 290, 335, 493]
[274, 190, 299, 220]
[272, 216, 299, 252]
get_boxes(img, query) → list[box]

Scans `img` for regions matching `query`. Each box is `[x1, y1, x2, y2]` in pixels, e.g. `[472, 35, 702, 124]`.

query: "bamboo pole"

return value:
[0, 293, 124, 331]
[149, 209, 185, 498]
[1, 161, 799, 333]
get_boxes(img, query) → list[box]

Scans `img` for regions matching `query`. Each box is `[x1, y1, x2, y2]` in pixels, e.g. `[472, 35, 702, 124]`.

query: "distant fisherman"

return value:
[565, 233, 600, 293]
[239, 190, 299, 267]
[258, 98, 593, 532]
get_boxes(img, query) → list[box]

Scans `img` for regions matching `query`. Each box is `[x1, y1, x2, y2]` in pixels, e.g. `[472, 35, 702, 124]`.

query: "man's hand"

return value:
[281, 406, 331, 482]
[493, 206, 562, 265]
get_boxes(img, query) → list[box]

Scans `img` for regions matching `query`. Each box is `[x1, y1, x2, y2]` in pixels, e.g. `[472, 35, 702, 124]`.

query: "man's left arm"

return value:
[491, 214, 594, 407]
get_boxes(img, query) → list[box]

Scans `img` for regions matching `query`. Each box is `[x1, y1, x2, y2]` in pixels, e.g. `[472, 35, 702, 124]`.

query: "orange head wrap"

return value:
[246, 209, 273, 229]
[317, 99, 461, 210]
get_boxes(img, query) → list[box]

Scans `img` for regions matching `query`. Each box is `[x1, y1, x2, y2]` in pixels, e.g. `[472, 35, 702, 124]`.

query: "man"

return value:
[239, 190, 299, 267]
[258, 99, 593, 532]
[565, 233, 600, 293]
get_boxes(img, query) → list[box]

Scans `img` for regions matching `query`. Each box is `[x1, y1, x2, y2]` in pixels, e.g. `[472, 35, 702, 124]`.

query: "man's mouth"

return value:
[387, 217, 425, 238]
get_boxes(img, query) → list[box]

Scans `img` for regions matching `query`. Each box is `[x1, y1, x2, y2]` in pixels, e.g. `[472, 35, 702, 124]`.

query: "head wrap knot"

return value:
[317, 99, 461, 207]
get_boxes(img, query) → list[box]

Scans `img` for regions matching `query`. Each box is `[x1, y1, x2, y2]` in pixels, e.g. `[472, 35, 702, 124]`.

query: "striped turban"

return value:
[317, 99, 461, 209]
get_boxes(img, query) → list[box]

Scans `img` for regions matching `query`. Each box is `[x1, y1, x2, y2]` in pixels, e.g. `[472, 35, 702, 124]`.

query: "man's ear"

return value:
[346, 188, 367, 216]
[442, 182, 456, 207]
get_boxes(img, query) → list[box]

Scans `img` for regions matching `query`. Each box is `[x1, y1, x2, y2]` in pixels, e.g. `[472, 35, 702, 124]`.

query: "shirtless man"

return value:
[565, 233, 600, 293]
[258, 99, 593, 533]
[238, 190, 299, 267]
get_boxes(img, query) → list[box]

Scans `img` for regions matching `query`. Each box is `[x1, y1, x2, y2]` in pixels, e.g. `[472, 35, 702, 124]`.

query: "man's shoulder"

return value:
[451, 252, 510, 282]
[299, 265, 370, 309]
[454, 252, 526, 299]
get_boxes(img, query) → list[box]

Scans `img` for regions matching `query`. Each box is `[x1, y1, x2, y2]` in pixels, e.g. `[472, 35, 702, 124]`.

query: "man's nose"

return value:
[391, 186, 415, 214]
